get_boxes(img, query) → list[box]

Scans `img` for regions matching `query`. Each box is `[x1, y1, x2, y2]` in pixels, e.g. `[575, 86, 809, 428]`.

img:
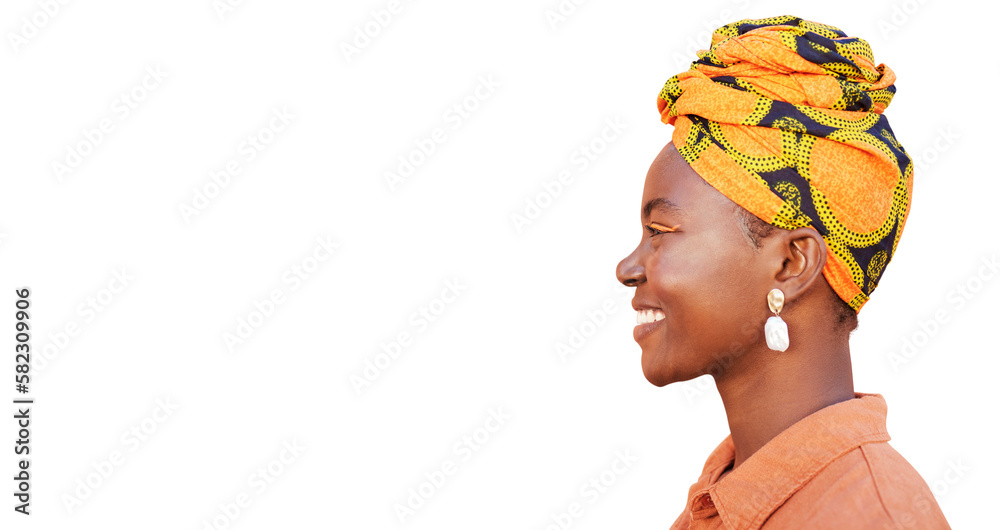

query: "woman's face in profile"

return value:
[617, 142, 768, 386]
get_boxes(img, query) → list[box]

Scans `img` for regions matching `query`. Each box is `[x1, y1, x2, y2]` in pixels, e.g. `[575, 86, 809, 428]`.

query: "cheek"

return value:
[645, 254, 718, 345]
[645, 245, 722, 304]
[648, 245, 754, 336]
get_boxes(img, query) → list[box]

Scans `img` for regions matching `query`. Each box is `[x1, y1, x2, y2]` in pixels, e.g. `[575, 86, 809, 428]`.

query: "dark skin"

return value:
[616, 142, 855, 477]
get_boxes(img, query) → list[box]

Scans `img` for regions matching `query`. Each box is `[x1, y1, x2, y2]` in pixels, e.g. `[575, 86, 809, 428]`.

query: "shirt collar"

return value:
[687, 392, 891, 530]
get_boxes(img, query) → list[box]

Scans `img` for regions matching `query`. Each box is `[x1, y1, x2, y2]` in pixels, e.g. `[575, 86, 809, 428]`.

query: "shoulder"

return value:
[856, 443, 950, 527]
[764, 442, 950, 529]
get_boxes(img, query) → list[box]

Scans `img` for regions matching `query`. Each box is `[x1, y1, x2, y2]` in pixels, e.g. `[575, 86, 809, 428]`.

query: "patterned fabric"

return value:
[657, 15, 912, 313]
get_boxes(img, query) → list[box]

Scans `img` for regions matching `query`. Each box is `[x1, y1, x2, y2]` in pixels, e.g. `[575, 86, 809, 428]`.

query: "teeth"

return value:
[635, 309, 665, 324]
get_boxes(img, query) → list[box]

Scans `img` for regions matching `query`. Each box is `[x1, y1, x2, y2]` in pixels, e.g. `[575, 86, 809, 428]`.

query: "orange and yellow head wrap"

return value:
[657, 15, 913, 313]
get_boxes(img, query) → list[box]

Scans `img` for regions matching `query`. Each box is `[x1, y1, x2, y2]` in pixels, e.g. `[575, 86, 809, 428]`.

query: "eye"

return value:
[645, 222, 678, 237]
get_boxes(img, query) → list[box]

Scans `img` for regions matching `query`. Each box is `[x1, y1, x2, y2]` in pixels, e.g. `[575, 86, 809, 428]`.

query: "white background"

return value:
[1, 0, 996, 528]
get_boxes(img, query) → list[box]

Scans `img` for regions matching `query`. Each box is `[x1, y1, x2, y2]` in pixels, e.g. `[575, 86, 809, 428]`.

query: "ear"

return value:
[771, 227, 827, 305]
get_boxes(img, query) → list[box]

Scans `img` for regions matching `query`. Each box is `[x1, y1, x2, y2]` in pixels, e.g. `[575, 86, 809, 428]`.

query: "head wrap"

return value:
[657, 15, 912, 313]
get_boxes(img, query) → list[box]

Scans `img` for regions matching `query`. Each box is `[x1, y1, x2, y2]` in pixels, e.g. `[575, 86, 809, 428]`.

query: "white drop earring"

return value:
[765, 288, 789, 352]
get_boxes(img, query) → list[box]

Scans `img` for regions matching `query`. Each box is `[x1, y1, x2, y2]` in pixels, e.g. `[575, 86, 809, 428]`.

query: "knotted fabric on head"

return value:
[657, 15, 913, 313]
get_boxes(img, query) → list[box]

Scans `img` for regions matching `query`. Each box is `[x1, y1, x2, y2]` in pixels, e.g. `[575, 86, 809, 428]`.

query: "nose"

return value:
[616, 245, 645, 287]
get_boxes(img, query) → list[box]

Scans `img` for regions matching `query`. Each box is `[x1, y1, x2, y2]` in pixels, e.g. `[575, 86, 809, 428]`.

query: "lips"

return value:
[633, 308, 665, 343]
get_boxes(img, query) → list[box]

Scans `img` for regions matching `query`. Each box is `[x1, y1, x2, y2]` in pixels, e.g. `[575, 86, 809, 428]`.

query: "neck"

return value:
[714, 323, 855, 471]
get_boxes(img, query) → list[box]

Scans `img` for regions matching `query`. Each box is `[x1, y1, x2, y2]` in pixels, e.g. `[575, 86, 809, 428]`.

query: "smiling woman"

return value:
[616, 15, 950, 529]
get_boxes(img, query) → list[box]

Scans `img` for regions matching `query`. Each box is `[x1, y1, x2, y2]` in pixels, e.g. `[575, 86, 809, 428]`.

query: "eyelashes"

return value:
[645, 222, 679, 236]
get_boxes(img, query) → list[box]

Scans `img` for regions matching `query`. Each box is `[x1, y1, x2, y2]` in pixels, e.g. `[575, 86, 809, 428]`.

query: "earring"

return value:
[765, 288, 789, 352]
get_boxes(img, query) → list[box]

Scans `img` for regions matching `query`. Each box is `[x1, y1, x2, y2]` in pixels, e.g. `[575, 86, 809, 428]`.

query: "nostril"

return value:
[617, 252, 645, 286]
[618, 264, 645, 287]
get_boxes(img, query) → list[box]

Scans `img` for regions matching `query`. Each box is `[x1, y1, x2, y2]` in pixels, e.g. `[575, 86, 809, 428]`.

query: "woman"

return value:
[616, 16, 951, 529]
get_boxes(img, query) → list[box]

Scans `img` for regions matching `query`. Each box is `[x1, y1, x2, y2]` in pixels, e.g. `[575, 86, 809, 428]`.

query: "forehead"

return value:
[641, 142, 722, 218]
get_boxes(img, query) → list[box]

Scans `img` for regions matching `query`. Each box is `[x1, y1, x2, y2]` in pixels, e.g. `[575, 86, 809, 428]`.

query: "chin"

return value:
[641, 346, 703, 387]
[640, 352, 674, 387]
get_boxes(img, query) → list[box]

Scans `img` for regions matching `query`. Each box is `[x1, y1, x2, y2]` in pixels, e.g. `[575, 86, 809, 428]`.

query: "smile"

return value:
[636, 309, 665, 324]
[633, 309, 665, 343]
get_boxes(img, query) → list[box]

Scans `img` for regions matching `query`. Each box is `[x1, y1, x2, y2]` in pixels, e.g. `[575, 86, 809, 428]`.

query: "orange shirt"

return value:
[669, 393, 950, 529]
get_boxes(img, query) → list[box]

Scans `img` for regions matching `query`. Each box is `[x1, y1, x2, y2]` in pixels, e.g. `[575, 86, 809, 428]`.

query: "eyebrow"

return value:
[642, 197, 686, 220]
